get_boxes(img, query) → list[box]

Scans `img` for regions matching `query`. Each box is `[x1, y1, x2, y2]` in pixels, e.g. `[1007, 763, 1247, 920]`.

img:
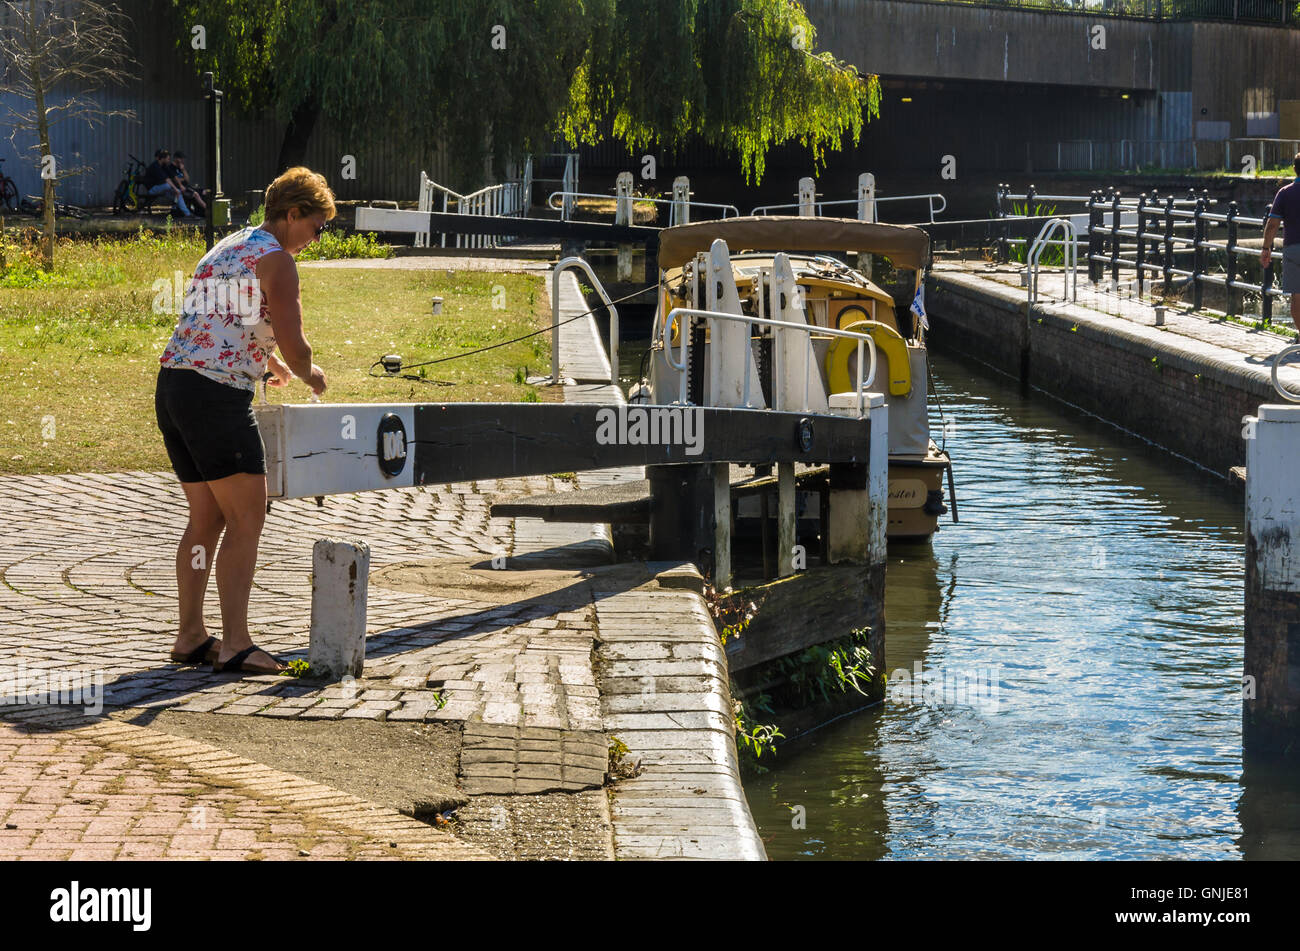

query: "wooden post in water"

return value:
[713, 463, 732, 590]
[777, 461, 797, 577]
[615, 171, 633, 281]
[1244, 404, 1300, 758]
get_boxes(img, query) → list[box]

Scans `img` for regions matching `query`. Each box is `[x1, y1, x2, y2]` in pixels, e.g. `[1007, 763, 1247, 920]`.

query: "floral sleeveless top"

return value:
[159, 226, 283, 391]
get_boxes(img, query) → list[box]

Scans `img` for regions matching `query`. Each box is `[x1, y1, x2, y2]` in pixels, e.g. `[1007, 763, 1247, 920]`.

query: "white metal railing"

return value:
[417, 172, 527, 249]
[1027, 218, 1078, 307]
[661, 307, 879, 418]
[1272, 345, 1300, 403]
[749, 193, 947, 224]
[551, 257, 619, 384]
[547, 190, 740, 223]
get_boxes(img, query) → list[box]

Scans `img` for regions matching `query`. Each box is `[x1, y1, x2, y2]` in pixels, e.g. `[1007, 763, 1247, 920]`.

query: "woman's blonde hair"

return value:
[264, 166, 337, 222]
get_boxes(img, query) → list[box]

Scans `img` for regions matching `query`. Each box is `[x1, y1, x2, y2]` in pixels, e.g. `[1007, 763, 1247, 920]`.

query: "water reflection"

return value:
[745, 351, 1300, 860]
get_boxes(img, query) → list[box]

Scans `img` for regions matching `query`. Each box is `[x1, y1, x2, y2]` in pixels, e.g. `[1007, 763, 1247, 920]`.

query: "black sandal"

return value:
[212, 645, 283, 674]
[170, 635, 219, 666]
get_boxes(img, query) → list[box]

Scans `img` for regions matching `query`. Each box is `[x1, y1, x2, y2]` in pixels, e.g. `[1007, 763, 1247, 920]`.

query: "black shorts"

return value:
[154, 366, 266, 483]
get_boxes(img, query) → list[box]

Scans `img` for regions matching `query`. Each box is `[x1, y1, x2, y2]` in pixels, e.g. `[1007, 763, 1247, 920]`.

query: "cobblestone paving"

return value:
[0, 470, 601, 732]
[0, 705, 490, 860]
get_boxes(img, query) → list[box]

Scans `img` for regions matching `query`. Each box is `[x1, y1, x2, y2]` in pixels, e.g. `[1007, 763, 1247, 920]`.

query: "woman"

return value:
[155, 166, 333, 674]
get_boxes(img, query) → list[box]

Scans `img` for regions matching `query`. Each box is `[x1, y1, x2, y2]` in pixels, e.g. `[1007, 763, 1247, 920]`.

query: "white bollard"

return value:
[1243, 404, 1300, 757]
[309, 538, 370, 680]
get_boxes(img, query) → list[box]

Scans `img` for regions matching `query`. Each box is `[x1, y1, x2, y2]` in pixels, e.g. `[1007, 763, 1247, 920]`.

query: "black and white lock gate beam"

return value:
[253, 402, 872, 500]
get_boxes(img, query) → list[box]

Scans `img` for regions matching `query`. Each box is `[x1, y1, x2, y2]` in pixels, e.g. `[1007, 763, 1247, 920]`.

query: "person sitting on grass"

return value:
[155, 166, 334, 674]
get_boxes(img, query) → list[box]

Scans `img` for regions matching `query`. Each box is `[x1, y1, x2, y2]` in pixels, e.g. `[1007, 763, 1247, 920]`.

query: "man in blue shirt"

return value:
[1261, 153, 1300, 321]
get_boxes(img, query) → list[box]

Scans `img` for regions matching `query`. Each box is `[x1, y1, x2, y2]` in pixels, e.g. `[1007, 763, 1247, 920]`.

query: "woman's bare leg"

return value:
[204, 472, 284, 672]
[171, 480, 226, 656]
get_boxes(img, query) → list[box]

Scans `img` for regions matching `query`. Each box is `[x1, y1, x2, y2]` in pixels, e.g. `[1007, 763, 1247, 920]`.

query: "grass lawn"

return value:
[0, 226, 554, 475]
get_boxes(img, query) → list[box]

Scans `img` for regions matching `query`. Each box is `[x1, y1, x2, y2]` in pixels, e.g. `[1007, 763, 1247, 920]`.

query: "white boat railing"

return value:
[661, 307, 879, 418]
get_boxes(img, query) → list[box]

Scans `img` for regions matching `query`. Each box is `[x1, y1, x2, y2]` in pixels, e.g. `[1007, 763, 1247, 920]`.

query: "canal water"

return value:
[742, 349, 1300, 860]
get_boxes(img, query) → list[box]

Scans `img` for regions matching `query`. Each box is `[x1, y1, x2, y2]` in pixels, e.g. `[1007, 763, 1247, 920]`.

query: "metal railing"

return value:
[1225, 138, 1300, 173]
[1272, 344, 1300, 401]
[917, 0, 1293, 25]
[661, 308, 879, 417]
[418, 172, 527, 249]
[996, 184, 1290, 322]
[751, 193, 947, 224]
[1027, 218, 1078, 307]
[551, 257, 619, 385]
[547, 190, 740, 223]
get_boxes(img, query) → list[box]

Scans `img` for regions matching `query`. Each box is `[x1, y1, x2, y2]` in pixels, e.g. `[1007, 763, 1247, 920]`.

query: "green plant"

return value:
[513, 366, 526, 384]
[733, 694, 783, 772]
[520, 388, 540, 402]
[607, 736, 639, 779]
[1007, 202, 1063, 266]
[279, 658, 312, 678]
[1070, 323, 1079, 333]
[248, 203, 265, 226]
[297, 229, 392, 261]
[774, 627, 876, 706]
[1151, 355, 1162, 372]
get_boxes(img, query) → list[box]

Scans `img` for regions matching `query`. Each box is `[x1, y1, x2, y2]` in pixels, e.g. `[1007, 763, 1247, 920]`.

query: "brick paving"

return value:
[0, 705, 490, 860]
[0, 471, 602, 731]
[0, 262, 766, 861]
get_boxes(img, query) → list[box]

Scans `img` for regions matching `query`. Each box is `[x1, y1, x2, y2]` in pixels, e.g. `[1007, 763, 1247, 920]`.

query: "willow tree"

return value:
[564, 0, 878, 183]
[168, 0, 876, 187]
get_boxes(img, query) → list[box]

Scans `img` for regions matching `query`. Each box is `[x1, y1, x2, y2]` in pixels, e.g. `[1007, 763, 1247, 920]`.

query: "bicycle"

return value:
[0, 159, 17, 213]
[111, 153, 148, 215]
[21, 195, 88, 220]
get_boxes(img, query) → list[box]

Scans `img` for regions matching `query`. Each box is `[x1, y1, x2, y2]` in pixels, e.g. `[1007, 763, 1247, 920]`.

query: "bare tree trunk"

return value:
[28, 10, 54, 270]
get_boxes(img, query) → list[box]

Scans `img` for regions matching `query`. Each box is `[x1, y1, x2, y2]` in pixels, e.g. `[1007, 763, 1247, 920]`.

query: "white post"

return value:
[1243, 404, 1300, 756]
[309, 538, 370, 680]
[672, 175, 691, 226]
[798, 177, 817, 216]
[616, 171, 633, 281]
[824, 393, 887, 564]
[857, 172, 876, 277]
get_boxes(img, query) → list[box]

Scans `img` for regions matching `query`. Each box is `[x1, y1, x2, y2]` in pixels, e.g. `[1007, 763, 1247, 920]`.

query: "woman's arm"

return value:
[257, 250, 326, 394]
[266, 351, 293, 385]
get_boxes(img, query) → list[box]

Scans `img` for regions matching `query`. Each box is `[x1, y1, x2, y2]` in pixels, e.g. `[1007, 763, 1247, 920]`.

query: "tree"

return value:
[0, 0, 136, 269]
[168, 0, 877, 187]
[564, 0, 879, 183]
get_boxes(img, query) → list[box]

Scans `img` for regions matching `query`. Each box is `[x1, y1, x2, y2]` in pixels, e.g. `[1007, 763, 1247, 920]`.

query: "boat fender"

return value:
[825, 319, 912, 396]
[628, 381, 652, 405]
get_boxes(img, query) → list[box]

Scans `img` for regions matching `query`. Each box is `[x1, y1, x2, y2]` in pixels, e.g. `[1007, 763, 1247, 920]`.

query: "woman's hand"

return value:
[266, 354, 294, 387]
[307, 363, 327, 396]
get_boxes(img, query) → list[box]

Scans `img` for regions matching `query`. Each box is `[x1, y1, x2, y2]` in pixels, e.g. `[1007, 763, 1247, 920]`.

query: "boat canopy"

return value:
[656, 216, 930, 273]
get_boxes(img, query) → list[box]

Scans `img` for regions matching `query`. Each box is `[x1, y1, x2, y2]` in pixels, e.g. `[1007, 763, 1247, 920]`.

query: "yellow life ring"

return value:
[825, 319, 912, 396]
